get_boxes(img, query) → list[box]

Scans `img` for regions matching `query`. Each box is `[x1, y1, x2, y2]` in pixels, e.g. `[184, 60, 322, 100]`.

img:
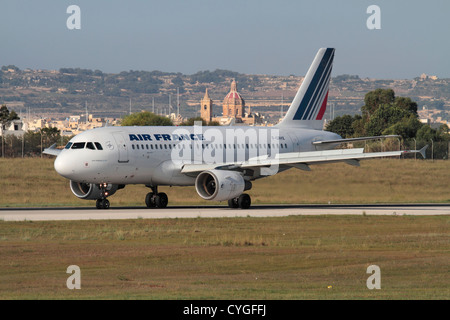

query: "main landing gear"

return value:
[145, 185, 168, 209]
[228, 193, 251, 209]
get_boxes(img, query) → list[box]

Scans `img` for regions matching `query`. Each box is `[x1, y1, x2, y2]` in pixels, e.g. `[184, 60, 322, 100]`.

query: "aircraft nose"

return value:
[54, 153, 74, 178]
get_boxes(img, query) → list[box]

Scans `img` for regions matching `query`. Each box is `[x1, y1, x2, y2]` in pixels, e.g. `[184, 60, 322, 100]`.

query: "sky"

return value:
[1, 0, 449, 79]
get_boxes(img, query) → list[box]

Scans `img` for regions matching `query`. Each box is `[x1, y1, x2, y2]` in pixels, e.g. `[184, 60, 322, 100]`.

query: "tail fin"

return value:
[277, 48, 335, 129]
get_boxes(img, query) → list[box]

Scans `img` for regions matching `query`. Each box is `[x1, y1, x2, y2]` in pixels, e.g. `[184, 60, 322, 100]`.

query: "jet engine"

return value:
[69, 180, 120, 200]
[195, 170, 250, 201]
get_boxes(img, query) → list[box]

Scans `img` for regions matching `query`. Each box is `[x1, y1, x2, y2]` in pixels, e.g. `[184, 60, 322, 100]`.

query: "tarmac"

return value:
[1, 204, 449, 221]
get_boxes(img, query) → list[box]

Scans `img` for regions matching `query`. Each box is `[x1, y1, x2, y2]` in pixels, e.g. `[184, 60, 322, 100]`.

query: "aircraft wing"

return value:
[42, 143, 62, 156]
[180, 146, 427, 175]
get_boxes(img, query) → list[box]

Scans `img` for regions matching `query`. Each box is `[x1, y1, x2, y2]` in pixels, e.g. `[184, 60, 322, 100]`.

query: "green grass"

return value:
[0, 158, 450, 207]
[0, 216, 449, 299]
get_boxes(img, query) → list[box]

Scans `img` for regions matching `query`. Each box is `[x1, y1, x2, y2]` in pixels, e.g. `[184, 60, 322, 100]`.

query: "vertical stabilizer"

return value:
[277, 48, 335, 129]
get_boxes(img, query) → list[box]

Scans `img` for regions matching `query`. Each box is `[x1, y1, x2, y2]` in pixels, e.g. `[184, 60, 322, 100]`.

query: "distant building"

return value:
[0, 119, 27, 136]
[420, 73, 438, 80]
[223, 80, 245, 118]
[200, 89, 213, 122]
[200, 80, 264, 126]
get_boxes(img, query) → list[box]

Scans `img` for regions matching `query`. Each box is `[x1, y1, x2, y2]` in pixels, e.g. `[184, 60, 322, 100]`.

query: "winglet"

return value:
[43, 143, 62, 156]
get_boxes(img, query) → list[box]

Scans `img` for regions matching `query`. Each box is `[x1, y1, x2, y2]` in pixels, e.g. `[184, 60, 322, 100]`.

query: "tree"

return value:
[362, 88, 395, 117]
[180, 117, 220, 126]
[0, 104, 19, 131]
[40, 127, 61, 143]
[325, 115, 356, 138]
[394, 97, 418, 115]
[351, 114, 366, 137]
[364, 104, 411, 136]
[382, 114, 422, 139]
[0, 104, 20, 157]
[121, 111, 173, 126]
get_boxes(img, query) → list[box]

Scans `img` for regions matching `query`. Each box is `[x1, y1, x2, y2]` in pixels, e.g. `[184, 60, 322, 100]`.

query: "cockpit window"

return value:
[65, 142, 73, 149]
[94, 142, 103, 150]
[71, 142, 86, 149]
[86, 142, 96, 150]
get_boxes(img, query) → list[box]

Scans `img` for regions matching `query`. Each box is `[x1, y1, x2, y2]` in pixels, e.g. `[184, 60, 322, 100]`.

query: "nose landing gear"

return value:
[96, 183, 111, 209]
[96, 198, 110, 209]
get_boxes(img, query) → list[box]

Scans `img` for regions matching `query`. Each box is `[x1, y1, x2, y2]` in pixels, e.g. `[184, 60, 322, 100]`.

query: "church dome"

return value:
[223, 80, 245, 106]
[222, 80, 245, 118]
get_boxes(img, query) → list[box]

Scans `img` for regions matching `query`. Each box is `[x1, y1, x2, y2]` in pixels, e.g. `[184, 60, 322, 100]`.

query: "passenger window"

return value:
[86, 142, 96, 150]
[94, 142, 103, 150]
[71, 142, 85, 149]
[132, 145, 135, 150]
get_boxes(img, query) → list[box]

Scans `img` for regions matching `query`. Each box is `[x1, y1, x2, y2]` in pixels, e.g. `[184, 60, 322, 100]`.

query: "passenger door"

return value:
[112, 132, 129, 163]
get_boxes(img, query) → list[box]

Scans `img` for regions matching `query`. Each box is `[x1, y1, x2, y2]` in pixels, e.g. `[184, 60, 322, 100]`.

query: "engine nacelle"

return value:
[70, 180, 120, 200]
[195, 170, 249, 201]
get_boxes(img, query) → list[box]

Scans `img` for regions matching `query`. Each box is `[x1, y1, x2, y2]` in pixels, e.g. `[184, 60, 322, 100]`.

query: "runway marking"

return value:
[0, 204, 449, 221]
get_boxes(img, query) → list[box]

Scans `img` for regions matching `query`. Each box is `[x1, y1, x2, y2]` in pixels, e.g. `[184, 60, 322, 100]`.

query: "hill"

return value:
[0, 65, 449, 123]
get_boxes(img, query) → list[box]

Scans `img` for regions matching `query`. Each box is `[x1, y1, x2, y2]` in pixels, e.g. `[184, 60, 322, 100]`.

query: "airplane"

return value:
[44, 48, 427, 209]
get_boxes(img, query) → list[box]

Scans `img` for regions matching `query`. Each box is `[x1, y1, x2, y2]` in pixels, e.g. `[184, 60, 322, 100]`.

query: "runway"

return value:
[0, 204, 449, 221]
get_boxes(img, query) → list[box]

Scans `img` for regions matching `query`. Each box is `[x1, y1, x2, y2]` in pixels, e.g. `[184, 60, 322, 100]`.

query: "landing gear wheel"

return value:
[96, 198, 110, 209]
[238, 193, 251, 209]
[155, 192, 168, 208]
[102, 199, 110, 209]
[145, 192, 156, 208]
[228, 198, 239, 208]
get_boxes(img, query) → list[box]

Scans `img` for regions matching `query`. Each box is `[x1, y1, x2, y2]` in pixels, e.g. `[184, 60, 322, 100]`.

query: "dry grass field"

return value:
[0, 158, 449, 300]
[0, 158, 449, 207]
[0, 216, 449, 299]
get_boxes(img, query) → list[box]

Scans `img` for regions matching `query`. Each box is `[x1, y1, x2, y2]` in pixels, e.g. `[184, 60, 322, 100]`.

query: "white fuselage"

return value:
[54, 125, 341, 186]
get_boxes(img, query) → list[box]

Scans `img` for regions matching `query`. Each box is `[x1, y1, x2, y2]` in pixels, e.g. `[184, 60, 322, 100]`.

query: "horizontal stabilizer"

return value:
[403, 145, 428, 159]
[312, 135, 400, 145]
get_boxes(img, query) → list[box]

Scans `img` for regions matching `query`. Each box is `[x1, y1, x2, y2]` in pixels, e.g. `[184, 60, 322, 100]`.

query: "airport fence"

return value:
[0, 133, 449, 160]
[0, 132, 70, 158]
